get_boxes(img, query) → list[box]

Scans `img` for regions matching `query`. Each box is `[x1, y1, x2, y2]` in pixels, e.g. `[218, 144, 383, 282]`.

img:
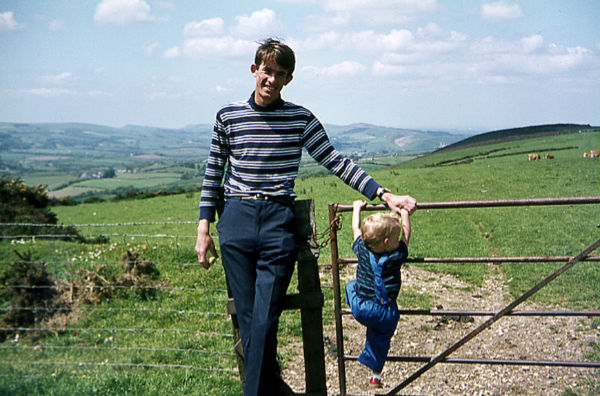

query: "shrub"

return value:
[0, 251, 55, 342]
[0, 176, 81, 240]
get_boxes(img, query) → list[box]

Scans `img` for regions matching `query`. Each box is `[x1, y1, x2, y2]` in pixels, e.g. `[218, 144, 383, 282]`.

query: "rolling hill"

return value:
[434, 123, 597, 152]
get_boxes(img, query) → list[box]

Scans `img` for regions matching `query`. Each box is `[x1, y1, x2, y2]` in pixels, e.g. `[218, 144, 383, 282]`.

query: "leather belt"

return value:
[227, 193, 295, 205]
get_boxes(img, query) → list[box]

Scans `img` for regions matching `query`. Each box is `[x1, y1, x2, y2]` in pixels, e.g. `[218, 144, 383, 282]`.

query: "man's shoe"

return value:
[369, 376, 382, 387]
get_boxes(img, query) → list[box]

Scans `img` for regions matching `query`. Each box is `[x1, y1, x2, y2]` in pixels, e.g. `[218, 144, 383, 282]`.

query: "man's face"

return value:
[251, 58, 293, 106]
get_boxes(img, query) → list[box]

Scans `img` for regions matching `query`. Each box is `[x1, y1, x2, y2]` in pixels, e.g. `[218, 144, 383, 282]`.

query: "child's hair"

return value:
[361, 212, 402, 249]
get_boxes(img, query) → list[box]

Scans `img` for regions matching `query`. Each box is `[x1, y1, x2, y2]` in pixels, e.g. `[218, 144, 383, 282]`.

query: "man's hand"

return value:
[353, 200, 367, 211]
[381, 193, 417, 215]
[195, 219, 218, 269]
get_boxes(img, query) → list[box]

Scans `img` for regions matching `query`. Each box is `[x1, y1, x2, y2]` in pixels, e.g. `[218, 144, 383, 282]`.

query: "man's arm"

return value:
[352, 200, 366, 241]
[302, 117, 417, 211]
[195, 219, 218, 269]
[199, 114, 229, 222]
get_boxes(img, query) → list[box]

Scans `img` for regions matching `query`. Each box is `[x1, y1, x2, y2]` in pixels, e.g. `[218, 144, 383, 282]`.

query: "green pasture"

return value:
[77, 172, 182, 190]
[1, 131, 599, 395]
[21, 174, 78, 191]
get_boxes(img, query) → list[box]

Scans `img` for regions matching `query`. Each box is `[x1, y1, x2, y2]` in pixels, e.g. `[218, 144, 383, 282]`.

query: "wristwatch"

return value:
[377, 187, 391, 200]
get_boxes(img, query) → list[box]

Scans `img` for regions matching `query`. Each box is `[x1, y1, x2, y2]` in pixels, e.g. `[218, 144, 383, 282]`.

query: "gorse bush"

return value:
[0, 176, 81, 240]
[0, 251, 55, 342]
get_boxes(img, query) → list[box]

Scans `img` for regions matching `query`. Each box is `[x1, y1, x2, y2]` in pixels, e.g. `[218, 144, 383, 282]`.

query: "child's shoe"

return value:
[369, 375, 382, 388]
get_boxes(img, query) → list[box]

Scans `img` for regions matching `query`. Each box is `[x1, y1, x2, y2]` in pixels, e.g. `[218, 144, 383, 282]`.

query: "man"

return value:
[195, 38, 417, 396]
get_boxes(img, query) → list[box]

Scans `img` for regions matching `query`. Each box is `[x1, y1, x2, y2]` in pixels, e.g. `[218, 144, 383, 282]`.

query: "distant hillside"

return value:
[0, 122, 468, 168]
[435, 123, 598, 153]
[324, 123, 468, 153]
[0, 121, 469, 199]
[0, 122, 213, 162]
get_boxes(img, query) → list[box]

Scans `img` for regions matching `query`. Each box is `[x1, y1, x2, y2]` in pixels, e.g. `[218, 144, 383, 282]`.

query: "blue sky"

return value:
[1, 0, 598, 132]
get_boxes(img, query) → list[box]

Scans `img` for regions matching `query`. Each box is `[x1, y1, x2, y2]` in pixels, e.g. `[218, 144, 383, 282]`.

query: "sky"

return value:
[1, 0, 599, 132]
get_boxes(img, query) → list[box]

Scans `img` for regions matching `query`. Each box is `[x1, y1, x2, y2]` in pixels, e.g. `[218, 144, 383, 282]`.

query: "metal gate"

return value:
[328, 197, 600, 395]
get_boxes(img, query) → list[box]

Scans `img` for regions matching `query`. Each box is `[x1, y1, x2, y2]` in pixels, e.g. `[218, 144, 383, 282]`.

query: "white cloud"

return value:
[155, 1, 174, 9]
[48, 19, 66, 31]
[0, 11, 24, 31]
[416, 23, 443, 38]
[20, 88, 76, 97]
[144, 41, 160, 56]
[88, 90, 112, 97]
[303, 61, 367, 78]
[322, 0, 437, 13]
[180, 37, 255, 59]
[38, 72, 73, 85]
[214, 85, 232, 93]
[162, 46, 180, 58]
[232, 8, 282, 38]
[164, 9, 282, 60]
[302, 0, 438, 26]
[519, 34, 543, 53]
[11, 87, 112, 98]
[372, 30, 596, 83]
[184, 18, 225, 36]
[291, 31, 341, 51]
[296, 29, 414, 53]
[481, 2, 523, 21]
[354, 29, 414, 52]
[301, 13, 350, 33]
[94, 0, 156, 24]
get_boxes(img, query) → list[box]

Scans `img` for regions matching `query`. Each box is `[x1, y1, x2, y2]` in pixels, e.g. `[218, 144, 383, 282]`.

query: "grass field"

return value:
[0, 130, 598, 395]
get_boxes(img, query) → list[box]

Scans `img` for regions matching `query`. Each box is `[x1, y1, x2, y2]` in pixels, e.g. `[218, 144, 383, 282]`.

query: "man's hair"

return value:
[361, 212, 402, 248]
[255, 38, 295, 75]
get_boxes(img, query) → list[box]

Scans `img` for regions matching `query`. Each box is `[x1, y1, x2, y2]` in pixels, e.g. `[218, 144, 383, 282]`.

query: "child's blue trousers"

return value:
[345, 279, 399, 373]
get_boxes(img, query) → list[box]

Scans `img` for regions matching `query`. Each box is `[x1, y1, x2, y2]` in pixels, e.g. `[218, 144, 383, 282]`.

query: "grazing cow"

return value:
[528, 153, 540, 160]
[544, 153, 554, 159]
[591, 150, 600, 158]
[584, 152, 591, 158]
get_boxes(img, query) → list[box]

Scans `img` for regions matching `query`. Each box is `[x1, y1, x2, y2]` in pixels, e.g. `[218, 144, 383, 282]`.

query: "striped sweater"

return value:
[199, 93, 381, 220]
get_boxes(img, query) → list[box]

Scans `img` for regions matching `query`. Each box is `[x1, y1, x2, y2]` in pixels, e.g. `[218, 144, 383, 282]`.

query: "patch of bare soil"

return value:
[282, 264, 599, 395]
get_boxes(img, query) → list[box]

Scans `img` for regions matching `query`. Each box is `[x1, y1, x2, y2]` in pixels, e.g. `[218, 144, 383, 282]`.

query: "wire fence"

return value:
[0, 220, 239, 384]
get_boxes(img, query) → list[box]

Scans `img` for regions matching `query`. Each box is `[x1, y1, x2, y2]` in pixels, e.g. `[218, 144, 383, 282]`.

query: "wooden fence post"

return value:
[295, 199, 327, 395]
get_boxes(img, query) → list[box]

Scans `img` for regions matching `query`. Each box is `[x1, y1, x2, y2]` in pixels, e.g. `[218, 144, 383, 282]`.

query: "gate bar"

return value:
[341, 309, 600, 317]
[384, 236, 600, 395]
[346, 355, 600, 368]
[333, 196, 600, 212]
[337, 256, 600, 264]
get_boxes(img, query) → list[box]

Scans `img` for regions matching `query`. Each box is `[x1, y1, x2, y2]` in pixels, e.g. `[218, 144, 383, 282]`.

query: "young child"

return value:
[345, 200, 411, 387]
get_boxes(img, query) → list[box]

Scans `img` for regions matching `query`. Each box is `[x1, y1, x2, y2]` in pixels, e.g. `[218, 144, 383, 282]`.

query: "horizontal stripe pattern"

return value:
[199, 94, 379, 220]
[353, 236, 407, 301]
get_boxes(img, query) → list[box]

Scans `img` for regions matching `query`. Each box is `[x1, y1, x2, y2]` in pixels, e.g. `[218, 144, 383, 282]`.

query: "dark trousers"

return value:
[217, 198, 298, 396]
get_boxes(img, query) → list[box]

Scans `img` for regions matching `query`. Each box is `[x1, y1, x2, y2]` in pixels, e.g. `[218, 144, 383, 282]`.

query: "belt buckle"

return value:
[254, 193, 267, 200]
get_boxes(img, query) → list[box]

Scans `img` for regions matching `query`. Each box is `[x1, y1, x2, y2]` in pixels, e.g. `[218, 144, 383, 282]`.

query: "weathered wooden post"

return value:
[295, 199, 327, 395]
[226, 199, 327, 395]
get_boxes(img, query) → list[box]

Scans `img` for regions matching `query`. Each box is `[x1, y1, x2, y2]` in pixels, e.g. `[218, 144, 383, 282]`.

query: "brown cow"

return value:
[528, 153, 540, 160]
[591, 150, 600, 158]
[544, 153, 554, 159]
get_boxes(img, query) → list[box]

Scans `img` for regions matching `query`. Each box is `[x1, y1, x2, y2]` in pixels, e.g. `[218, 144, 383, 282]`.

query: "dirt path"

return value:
[282, 264, 599, 395]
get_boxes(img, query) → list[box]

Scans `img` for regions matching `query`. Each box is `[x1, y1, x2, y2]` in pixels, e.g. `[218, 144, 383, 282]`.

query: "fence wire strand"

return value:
[0, 360, 237, 373]
[0, 306, 228, 316]
[0, 344, 235, 356]
[0, 327, 233, 338]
